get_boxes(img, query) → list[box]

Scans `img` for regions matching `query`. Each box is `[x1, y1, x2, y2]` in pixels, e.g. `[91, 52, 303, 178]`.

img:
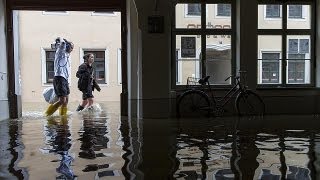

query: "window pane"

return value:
[258, 5, 282, 29]
[205, 35, 231, 85]
[287, 5, 311, 29]
[217, 4, 231, 16]
[46, 51, 55, 59]
[176, 3, 201, 29]
[258, 35, 282, 84]
[286, 35, 310, 84]
[266, 5, 280, 18]
[288, 5, 302, 18]
[206, 4, 231, 29]
[176, 35, 201, 85]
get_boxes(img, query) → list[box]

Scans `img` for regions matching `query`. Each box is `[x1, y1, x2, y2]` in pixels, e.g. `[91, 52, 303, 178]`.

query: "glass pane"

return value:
[206, 4, 231, 29]
[206, 35, 231, 85]
[287, 5, 311, 29]
[258, 5, 282, 29]
[176, 35, 201, 85]
[176, 3, 201, 29]
[46, 51, 55, 59]
[286, 35, 310, 84]
[258, 35, 282, 84]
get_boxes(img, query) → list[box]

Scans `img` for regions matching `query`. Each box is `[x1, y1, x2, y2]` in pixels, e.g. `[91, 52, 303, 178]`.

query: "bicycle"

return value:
[176, 73, 265, 117]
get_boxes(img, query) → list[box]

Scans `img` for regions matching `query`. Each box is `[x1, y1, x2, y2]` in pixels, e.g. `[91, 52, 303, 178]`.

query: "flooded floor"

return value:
[1, 102, 320, 179]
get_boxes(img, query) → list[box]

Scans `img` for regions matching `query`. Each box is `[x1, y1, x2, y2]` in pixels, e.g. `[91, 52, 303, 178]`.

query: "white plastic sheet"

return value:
[43, 87, 58, 104]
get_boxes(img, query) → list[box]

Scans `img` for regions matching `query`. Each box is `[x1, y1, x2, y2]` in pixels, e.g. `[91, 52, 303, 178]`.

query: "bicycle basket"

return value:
[186, 77, 201, 89]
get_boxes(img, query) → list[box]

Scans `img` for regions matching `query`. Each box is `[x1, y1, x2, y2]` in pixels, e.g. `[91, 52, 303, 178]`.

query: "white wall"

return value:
[0, 0, 9, 121]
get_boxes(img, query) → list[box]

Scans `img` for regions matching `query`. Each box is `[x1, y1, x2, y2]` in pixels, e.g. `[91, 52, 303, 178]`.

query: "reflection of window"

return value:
[288, 5, 302, 19]
[187, 4, 201, 16]
[84, 50, 106, 84]
[217, 4, 231, 16]
[45, 50, 55, 83]
[261, 53, 280, 84]
[265, 5, 280, 18]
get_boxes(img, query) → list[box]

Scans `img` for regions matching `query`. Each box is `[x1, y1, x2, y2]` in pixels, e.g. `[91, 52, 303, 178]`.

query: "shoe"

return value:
[76, 105, 84, 112]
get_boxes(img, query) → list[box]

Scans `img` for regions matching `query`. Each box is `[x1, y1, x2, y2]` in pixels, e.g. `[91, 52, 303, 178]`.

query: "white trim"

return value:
[80, 48, 109, 85]
[91, 11, 117, 16]
[264, 4, 282, 20]
[117, 48, 122, 85]
[42, 11, 69, 15]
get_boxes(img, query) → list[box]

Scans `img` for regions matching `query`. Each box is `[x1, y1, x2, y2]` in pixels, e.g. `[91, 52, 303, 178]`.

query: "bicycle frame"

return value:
[205, 76, 246, 109]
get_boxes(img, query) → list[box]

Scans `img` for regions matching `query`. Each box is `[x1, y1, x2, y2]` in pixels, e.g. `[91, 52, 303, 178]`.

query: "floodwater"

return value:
[1, 102, 320, 179]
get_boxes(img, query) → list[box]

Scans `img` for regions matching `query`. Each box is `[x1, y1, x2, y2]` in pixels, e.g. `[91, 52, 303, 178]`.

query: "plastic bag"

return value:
[43, 87, 58, 104]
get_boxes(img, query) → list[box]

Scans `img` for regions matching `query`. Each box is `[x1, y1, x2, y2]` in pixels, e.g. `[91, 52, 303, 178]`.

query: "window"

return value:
[288, 5, 302, 19]
[174, 1, 234, 87]
[44, 50, 55, 84]
[265, 5, 281, 18]
[187, 4, 201, 16]
[261, 52, 281, 84]
[217, 4, 231, 17]
[258, 2, 313, 86]
[83, 50, 107, 84]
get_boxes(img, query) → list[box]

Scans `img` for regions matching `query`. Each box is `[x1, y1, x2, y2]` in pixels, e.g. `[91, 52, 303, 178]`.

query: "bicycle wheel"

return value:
[235, 90, 265, 116]
[177, 90, 211, 118]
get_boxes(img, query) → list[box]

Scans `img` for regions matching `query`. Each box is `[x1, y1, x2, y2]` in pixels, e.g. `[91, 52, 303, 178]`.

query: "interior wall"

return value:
[133, 0, 171, 118]
[0, 0, 9, 121]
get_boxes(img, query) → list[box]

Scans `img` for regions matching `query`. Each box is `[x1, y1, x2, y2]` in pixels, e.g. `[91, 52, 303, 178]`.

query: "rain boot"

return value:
[76, 105, 84, 112]
[45, 103, 60, 116]
[59, 105, 68, 116]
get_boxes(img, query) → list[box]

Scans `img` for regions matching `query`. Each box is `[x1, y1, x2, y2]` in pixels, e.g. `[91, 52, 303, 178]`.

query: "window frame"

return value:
[257, 0, 315, 88]
[173, 0, 236, 89]
[41, 48, 56, 86]
[80, 48, 109, 85]
[258, 51, 282, 84]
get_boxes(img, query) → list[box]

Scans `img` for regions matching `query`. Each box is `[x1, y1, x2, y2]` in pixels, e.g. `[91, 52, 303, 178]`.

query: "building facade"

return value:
[19, 10, 122, 103]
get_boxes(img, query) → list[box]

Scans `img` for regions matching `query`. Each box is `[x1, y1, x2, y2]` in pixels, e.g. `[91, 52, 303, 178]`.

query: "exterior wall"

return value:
[0, 0, 9, 121]
[19, 11, 122, 103]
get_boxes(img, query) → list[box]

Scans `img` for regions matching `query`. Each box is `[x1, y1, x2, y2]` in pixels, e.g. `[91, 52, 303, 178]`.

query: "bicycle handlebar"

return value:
[225, 75, 240, 82]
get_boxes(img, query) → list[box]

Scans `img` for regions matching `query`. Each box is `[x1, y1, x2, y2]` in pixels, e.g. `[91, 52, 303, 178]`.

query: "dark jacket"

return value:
[76, 63, 101, 92]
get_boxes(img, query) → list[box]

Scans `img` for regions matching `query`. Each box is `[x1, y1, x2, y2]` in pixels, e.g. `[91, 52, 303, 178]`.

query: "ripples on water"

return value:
[2, 105, 320, 179]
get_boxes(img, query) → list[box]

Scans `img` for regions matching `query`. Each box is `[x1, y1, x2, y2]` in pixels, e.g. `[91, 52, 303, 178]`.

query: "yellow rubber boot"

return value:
[45, 103, 60, 116]
[59, 105, 68, 116]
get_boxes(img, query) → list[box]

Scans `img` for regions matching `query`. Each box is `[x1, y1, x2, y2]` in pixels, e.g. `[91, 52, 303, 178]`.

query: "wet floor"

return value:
[1, 102, 320, 179]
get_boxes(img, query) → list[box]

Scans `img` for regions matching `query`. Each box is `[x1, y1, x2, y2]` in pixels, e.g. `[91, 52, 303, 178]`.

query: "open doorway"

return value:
[14, 10, 122, 114]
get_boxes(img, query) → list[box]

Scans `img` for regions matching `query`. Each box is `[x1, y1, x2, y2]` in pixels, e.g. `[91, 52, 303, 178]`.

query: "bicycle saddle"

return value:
[198, 76, 210, 85]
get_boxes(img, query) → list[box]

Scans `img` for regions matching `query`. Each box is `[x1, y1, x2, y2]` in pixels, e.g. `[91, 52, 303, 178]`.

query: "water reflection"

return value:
[4, 108, 320, 179]
[42, 116, 75, 179]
